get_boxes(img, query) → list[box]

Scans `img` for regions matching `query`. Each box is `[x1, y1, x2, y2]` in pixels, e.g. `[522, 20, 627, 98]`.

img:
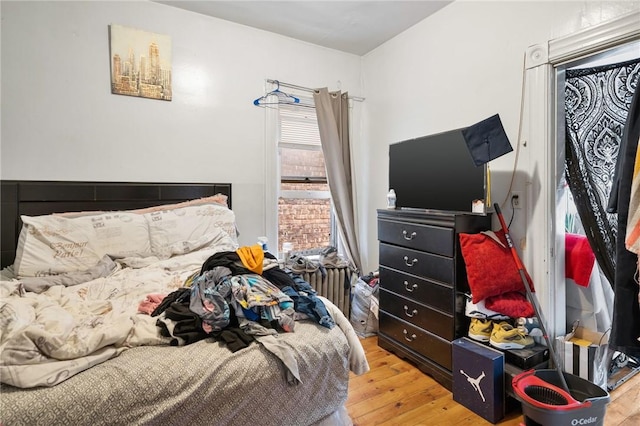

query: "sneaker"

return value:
[465, 295, 510, 320]
[489, 322, 535, 350]
[319, 246, 349, 268]
[516, 317, 544, 345]
[468, 318, 493, 342]
[516, 317, 541, 334]
[287, 254, 319, 274]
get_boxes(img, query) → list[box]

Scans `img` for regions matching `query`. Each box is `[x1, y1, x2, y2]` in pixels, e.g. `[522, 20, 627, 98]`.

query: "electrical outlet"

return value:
[511, 191, 522, 209]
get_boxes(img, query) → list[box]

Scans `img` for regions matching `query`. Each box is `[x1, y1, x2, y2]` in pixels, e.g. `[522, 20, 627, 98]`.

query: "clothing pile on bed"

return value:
[143, 245, 339, 384]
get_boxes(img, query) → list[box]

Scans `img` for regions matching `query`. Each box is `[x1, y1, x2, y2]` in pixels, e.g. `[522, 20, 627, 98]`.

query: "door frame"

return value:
[524, 10, 640, 338]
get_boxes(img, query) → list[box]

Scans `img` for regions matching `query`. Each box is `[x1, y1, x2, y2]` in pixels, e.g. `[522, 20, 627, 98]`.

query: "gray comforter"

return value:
[1, 312, 359, 426]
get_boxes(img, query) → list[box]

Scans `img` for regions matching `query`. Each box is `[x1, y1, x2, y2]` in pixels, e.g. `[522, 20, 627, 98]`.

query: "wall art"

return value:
[109, 24, 172, 101]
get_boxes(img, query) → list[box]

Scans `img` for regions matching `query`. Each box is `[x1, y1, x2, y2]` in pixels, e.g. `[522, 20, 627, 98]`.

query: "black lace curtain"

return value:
[565, 57, 640, 357]
[564, 58, 640, 286]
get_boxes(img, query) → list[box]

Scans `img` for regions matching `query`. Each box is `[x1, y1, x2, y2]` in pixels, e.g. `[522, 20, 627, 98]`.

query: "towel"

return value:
[565, 233, 596, 287]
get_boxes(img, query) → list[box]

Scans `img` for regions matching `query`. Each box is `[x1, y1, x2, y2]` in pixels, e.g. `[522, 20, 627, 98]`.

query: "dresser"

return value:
[377, 209, 491, 390]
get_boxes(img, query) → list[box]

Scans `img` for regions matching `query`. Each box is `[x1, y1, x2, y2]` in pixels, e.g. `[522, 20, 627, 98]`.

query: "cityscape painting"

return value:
[109, 24, 172, 101]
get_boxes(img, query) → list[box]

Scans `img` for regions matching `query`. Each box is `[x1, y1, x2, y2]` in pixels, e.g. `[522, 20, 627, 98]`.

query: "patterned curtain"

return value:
[564, 58, 640, 286]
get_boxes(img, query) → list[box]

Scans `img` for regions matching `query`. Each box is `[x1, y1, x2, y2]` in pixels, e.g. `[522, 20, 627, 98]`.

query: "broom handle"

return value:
[493, 203, 571, 395]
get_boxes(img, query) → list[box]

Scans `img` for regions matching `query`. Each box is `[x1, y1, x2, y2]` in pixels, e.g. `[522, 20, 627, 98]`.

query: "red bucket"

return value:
[512, 369, 610, 426]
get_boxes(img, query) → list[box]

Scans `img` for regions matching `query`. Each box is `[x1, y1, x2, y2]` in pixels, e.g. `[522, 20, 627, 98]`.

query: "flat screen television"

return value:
[389, 128, 487, 213]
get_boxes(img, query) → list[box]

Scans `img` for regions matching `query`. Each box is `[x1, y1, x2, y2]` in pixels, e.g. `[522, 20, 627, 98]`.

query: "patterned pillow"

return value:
[143, 203, 238, 258]
[130, 194, 229, 214]
[14, 212, 151, 277]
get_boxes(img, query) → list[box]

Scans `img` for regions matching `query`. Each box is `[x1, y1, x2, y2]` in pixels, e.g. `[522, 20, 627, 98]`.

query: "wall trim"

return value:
[549, 10, 640, 65]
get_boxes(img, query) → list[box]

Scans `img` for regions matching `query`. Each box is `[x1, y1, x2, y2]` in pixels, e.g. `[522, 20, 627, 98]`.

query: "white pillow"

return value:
[131, 194, 229, 214]
[14, 212, 151, 277]
[143, 203, 238, 258]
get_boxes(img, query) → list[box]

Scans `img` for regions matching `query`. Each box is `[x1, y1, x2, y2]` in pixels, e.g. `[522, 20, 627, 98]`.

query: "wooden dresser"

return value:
[377, 209, 491, 390]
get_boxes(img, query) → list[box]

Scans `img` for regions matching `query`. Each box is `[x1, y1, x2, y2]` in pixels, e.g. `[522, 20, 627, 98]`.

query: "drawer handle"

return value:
[403, 256, 418, 267]
[403, 329, 417, 342]
[403, 305, 418, 317]
[402, 230, 417, 240]
[404, 281, 418, 292]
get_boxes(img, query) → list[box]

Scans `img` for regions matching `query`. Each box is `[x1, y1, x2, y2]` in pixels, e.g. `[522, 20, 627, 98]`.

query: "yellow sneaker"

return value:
[489, 321, 535, 350]
[468, 318, 493, 342]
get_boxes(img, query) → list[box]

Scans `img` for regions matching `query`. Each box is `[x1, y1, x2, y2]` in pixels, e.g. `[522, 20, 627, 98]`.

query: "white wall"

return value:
[360, 1, 640, 274]
[3, 1, 639, 277]
[0, 0, 362, 247]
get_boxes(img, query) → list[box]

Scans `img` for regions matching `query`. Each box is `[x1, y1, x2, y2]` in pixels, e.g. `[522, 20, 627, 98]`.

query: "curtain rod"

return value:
[266, 79, 365, 102]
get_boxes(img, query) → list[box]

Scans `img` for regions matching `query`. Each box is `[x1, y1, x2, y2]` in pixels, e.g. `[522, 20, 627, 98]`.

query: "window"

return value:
[277, 100, 337, 255]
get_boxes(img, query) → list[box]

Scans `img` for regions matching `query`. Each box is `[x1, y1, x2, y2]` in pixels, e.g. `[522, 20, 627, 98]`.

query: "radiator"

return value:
[301, 267, 352, 317]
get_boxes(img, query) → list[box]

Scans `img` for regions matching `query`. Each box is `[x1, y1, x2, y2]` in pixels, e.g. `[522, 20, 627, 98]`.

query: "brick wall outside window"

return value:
[278, 197, 331, 252]
[279, 148, 331, 253]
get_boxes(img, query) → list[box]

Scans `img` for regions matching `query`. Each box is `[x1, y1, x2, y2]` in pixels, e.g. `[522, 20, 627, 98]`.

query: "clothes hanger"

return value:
[253, 80, 300, 106]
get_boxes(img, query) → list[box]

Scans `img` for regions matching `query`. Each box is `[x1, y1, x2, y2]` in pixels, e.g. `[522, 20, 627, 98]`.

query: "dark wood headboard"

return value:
[0, 180, 232, 269]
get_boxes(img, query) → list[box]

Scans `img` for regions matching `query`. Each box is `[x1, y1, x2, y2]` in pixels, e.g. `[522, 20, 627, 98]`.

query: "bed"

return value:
[0, 180, 368, 426]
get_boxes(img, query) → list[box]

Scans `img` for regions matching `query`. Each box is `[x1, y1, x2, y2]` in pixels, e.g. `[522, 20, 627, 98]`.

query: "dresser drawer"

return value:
[379, 311, 452, 370]
[379, 243, 454, 285]
[379, 266, 454, 314]
[380, 288, 454, 340]
[378, 218, 454, 256]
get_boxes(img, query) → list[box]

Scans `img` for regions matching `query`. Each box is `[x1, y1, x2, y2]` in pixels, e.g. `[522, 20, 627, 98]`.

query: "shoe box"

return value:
[504, 344, 549, 370]
[452, 337, 505, 424]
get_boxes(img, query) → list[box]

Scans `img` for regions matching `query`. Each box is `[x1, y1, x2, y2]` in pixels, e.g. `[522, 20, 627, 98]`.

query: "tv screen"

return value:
[389, 128, 486, 213]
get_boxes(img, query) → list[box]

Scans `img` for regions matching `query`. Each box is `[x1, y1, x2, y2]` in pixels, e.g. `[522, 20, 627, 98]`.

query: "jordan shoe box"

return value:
[452, 337, 505, 424]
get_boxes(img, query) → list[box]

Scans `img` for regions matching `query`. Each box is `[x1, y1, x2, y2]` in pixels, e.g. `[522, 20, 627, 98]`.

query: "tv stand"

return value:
[377, 208, 491, 390]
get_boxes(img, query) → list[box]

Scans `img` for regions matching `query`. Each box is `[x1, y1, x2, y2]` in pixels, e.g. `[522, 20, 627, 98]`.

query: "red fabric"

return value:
[485, 291, 535, 318]
[565, 233, 595, 287]
[459, 230, 534, 303]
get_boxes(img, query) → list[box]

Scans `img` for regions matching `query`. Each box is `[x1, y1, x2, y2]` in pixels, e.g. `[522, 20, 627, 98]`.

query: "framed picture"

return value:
[109, 24, 172, 101]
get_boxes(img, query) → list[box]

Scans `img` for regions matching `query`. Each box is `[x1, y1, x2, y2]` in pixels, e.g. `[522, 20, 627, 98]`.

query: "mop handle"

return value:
[494, 205, 526, 275]
[493, 203, 572, 395]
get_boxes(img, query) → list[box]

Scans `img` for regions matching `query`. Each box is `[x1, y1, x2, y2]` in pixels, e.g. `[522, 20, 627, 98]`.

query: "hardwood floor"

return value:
[346, 337, 640, 426]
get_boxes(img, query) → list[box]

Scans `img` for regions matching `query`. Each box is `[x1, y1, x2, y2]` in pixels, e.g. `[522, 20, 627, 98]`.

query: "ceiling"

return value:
[155, 1, 453, 55]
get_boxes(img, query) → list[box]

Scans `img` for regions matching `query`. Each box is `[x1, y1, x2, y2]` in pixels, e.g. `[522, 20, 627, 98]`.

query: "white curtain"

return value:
[313, 88, 362, 273]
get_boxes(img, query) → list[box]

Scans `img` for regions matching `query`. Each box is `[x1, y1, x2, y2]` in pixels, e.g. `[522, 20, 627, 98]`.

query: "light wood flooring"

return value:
[346, 337, 640, 426]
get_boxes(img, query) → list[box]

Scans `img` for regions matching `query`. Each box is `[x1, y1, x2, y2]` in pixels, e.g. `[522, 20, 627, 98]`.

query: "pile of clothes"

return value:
[147, 244, 338, 385]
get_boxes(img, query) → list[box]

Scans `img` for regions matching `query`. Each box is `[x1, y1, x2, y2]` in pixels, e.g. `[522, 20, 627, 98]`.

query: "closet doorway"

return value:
[556, 40, 639, 334]
[523, 11, 640, 341]
[557, 38, 640, 391]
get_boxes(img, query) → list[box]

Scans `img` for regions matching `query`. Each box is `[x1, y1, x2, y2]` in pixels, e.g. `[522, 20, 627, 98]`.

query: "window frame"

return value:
[265, 91, 338, 258]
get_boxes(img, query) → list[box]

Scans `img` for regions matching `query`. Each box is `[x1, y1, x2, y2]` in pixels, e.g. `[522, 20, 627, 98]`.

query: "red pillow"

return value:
[485, 291, 535, 318]
[459, 230, 534, 303]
